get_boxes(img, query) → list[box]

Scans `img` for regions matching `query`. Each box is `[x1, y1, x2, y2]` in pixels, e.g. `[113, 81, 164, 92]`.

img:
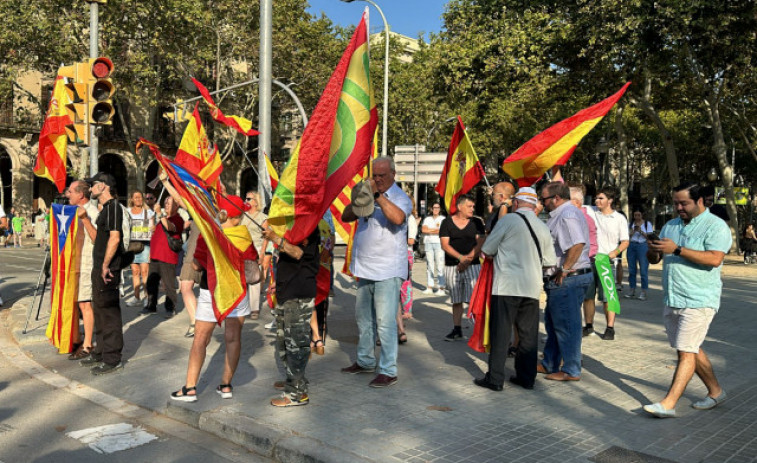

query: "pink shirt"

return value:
[580, 207, 598, 258]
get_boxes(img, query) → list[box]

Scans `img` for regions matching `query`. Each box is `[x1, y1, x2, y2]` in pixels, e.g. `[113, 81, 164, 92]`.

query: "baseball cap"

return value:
[218, 194, 250, 218]
[84, 172, 117, 190]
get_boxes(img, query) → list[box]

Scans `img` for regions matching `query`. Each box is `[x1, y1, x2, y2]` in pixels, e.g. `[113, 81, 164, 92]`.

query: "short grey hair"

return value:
[373, 156, 395, 172]
[569, 186, 584, 204]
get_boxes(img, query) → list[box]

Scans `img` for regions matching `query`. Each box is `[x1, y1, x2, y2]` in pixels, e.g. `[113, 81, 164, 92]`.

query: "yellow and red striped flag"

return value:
[264, 152, 279, 191]
[46, 203, 80, 353]
[35, 74, 72, 193]
[192, 78, 260, 137]
[174, 103, 223, 188]
[502, 82, 631, 187]
[268, 10, 378, 245]
[435, 116, 486, 214]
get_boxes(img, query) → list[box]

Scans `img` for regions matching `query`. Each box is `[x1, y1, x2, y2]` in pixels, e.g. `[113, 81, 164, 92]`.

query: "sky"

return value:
[306, 0, 445, 40]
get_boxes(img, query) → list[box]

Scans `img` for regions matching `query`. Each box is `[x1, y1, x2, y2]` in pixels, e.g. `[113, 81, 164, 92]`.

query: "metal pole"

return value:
[88, 1, 99, 176]
[413, 144, 419, 201]
[258, 0, 273, 207]
[364, 0, 390, 158]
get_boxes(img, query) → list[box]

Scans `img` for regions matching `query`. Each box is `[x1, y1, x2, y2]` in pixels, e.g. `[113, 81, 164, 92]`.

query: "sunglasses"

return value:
[539, 195, 556, 203]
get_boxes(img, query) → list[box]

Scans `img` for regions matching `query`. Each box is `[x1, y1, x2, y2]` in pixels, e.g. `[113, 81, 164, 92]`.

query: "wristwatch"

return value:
[373, 191, 380, 200]
[673, 246, 682, 256]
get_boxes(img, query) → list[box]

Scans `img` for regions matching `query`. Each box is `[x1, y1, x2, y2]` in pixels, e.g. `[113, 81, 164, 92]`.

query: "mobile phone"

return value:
[647, 232, 660, 242]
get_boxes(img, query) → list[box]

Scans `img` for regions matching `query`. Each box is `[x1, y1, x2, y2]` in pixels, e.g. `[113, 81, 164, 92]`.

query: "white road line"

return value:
[67, 423, 157, 454]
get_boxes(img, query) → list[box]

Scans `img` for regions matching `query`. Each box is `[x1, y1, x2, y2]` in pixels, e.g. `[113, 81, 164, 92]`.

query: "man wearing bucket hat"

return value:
[340, 156, 413, 388]
[476, 187, 556, 391]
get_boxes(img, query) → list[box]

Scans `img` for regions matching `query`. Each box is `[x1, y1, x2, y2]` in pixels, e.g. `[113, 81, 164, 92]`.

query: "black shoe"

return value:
[444, 329, 464, 342]
[79, 354, 103, 367]
[509, 376, 534, 390]
[473, 376, 503, 392]
[164, 310, 175, 319]
[507, 345, 517, 358]
[602, 327, 615, 340]
[91, 362, 123, 375]
[140, 307, 157, 315]
[582, 325, 594, 337]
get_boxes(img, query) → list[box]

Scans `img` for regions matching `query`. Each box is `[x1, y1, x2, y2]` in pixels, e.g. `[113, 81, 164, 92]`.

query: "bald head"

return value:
[492, 181, 516, 208]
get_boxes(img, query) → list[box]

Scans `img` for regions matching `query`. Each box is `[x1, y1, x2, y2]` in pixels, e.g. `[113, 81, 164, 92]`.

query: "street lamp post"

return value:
[341, 0, 389, 158]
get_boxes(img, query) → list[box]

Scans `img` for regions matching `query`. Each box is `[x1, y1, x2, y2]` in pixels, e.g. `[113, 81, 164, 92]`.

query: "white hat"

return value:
[514, 187, 539, 205]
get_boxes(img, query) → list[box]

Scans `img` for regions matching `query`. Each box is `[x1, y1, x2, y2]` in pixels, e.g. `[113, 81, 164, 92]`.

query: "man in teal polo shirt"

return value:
[643, 182, 732, 418]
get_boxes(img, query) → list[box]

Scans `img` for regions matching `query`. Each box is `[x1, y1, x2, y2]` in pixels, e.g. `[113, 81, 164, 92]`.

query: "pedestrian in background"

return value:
[440, 195, 485, 342]
[625, 209, 652, 300]
[742, 223, 757, 264]
[241, 191, 267, 320]
[11, 208, 25, 248]
[421, 202, 445, 295]
[143, 195, 184, 318]
[126, 190, 155, 308]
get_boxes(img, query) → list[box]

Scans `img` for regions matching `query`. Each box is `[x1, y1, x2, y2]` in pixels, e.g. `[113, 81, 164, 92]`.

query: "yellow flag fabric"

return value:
[46, 204, 80, 354]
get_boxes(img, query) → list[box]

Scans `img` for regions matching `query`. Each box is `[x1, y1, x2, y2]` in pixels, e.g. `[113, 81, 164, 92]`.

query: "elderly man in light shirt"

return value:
[475, 187, 556, 391]
[340, 157, 413, 388]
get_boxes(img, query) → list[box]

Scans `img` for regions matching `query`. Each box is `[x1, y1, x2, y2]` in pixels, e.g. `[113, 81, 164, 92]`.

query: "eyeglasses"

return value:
[145, 196, 155, 200]
[539, 195, 556, 203]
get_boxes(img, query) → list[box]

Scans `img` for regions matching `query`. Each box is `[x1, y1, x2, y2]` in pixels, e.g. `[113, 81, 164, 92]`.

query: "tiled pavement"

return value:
[8, 255, 757, 462]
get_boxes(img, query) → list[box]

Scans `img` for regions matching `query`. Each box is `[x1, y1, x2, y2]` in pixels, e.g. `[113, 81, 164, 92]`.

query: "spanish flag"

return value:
[174, 103, 223, 188]
[142, 139, 251, 323]
[46, 204, 80, 353]
[502, 82, 631, 187]
[35, 74, 71, 193]
[264, 152, 279, 192]
[435, 116, 486, 214]
[192, 78, 260, 137]
[467, 258, 494, 353]
[268, 10, 378, 245]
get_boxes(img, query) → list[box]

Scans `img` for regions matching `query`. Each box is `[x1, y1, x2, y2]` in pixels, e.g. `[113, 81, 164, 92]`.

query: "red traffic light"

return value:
[91, 57, 113, 79]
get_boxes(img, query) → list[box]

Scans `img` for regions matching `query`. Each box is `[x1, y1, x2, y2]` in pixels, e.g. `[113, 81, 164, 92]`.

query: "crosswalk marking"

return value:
[67, 423, 157, 454]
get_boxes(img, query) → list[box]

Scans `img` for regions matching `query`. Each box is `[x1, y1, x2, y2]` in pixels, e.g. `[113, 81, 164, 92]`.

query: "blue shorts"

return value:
[133, 244, 150, 264]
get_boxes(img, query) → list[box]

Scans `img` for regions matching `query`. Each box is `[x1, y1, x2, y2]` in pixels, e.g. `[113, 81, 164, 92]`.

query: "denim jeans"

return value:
[542, 272, 592, 377]
[424, 242, 445, 288]
[355, 277, 402, 377]
[626, 241, 649, 290]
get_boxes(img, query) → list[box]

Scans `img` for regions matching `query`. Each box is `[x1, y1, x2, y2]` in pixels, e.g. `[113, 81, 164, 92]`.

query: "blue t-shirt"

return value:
[660, 209, 732, 310]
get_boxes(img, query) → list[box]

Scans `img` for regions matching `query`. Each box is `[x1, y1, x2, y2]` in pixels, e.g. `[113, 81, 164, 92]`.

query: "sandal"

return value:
[68, 345, 92, 360]
[398, 332, 408, 344]
[312, 339, 325, 355]
[216, 384, 233, 399]
[170, 385, 197, 402]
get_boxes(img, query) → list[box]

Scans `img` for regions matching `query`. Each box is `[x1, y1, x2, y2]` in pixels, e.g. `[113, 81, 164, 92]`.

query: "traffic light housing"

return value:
[87, 57, 115, 125]
[58, 61, 90, 145]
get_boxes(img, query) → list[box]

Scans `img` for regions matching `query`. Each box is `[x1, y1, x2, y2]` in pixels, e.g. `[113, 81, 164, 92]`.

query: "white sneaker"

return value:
[126, 297, 143, 307]
[264, 321, 275, 330]
[422, 288, 434, 295]
[637, 291, 647, 301]
[434, 289, 446, 296]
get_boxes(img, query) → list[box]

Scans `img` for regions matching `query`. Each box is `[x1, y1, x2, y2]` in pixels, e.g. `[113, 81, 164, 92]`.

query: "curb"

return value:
[166, 402, 373, 463]
[6, 297, 374, 463]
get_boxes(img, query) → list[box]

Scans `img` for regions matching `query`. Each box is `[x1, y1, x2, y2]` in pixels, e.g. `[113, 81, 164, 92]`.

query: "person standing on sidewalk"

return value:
[625, 209, 653, 300]
[643, 182, 731, 418]
[421, 202, 446, 295]
[242, 191, 267, 320]
[341, 157, 413, 388]
[538, 182, 593, 382]
[440, 195, 485, 342]
[484, 181, 516, 233]
[11, 208, 25, 248]
[475, 188, 556, 391]
[66, 180, 99, 360]
[126, 191, 155, 308]
[582, 187, 629, 340]
[143, 195, 184, 318]
[81, 173, 125, 375]
[263, 225, 319, 407]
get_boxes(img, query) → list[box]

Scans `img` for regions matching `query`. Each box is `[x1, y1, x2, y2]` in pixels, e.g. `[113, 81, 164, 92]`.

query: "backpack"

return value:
[119, 204, 135, 269]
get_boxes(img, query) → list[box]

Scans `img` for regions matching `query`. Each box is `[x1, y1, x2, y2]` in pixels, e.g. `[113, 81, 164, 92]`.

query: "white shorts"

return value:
[663, 306, 716, 353]
[444, 264, 480, 305]
[195, 288, 251, 322]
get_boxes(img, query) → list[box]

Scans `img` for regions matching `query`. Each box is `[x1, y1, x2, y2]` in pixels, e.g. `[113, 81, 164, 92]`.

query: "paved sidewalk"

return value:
[9, 255, 757, 463]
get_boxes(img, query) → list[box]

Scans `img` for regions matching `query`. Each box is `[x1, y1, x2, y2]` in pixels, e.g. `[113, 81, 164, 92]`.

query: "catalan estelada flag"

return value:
[174, 103, 223, 188]
[268, 10, 378, 245]
[192, 78, 260, 137]
[141, 138, 253, 323]
[264, 152, 279, 191]
[35, 74, 71, 193]
[435, 116, 486, 214]
[502, 82, 631, 187]
[46, 203, 80, 353]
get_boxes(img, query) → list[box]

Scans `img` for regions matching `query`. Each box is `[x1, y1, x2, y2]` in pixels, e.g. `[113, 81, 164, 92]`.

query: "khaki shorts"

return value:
[663, 306, 716, 353]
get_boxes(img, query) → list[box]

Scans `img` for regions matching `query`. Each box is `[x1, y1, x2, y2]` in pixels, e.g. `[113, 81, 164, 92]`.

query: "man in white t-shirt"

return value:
[582, 187, 629, 340]
[421, 203, 445, 295]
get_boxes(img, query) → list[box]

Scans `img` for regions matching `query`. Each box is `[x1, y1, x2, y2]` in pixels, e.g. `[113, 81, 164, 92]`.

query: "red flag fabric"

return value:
[174, 103, 223, 188]
[502, 82, 631, 187]
[46, 204, 80, 353]
[192, 78, 260, 137]
[467, 258, 494, 353]
[435, 116, 486, 214]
